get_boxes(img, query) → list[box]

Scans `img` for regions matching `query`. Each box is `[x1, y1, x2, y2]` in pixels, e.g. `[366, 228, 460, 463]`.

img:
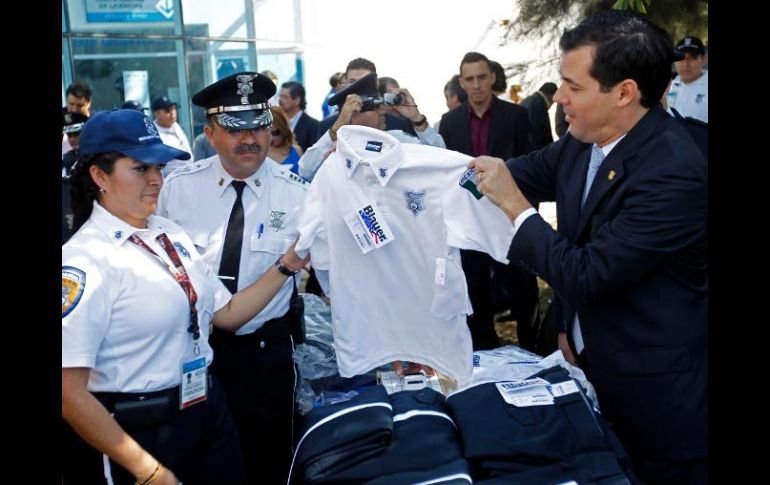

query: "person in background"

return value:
[192, 131, 217, 161]
[667, 36, 708, 123]
[62, 109, 308, 485]
[268, 106, 304, 176]
[469, 11, 707, 483]
[321, 72, 345, 119]
[279, 81, 320, 152]
[520, 82, 558, 150]
[152, 96, 192, 177]
[62, 112, 89, 245]
[63, 82, 93, 156]
[262, 70, 280, 108]
[121, 100, 147, 113]
[434, 74, 468, 132]
[490, 60, 509, 101]
[554, 102, 569, 138]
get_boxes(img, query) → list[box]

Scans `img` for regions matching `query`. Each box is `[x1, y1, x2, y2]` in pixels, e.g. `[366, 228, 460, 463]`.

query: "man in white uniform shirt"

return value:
[295, 124, 514, 386]
[157, 72, 307, 485]
[667, 36, 708, 123]
[152, 95, 192, 177]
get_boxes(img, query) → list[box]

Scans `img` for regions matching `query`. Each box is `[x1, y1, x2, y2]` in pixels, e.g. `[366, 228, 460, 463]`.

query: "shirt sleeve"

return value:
[295, 159, 329, 270]
[442, 156, 516, 264]
[298, 131, 334, 182]
[62, 251, 113, 369]
[415, 125, 446, 149]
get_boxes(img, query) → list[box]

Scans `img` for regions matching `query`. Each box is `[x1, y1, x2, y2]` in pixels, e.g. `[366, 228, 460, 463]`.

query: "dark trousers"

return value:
[461, 250, 499, 350]
[491, 259, 540, 352]
[61, 375, 246, 485]
[209, 314, 297, 485]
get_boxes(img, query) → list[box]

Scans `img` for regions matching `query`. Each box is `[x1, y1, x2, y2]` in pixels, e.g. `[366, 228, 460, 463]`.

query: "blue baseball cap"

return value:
[79, 109, 191, 165]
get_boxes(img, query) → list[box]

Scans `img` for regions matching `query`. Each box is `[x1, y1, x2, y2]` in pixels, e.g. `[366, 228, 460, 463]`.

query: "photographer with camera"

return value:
[299, 72, 444, 181]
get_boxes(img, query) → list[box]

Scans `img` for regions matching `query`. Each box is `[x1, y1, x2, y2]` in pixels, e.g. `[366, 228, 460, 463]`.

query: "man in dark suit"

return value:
[279, 81, 320, 152]
[520, 82, 558, 150]
[439, 51, 536, 352]
[470, 11, 707, 484]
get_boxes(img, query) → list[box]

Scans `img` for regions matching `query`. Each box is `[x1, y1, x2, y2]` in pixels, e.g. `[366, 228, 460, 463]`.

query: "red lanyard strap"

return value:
[128, 233, 201, 344]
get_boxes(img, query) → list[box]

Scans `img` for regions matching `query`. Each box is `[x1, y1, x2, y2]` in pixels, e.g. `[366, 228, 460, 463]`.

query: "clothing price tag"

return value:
[496, 378, 554, 407]
[344, 201, 395, 254]
[434, 258, 447, 286]
[180, 357, 207, 409]
[459, 168, 484, 200]
[549, 380, 580, 397]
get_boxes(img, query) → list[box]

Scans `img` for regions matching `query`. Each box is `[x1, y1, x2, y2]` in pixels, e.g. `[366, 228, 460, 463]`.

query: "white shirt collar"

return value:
[335, 125, 405, 186]
[289, 110, 303, 131]
[596, 133, 626, 157]
[213, 155, 270, 198]
[89, 200, 150, 246]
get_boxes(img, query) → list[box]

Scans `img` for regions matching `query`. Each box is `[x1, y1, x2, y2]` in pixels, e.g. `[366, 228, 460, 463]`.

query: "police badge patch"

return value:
[695, 94, 705, 103]
[269, 210, 286, 231]
[62, 266, 86, 317]
[174, 242, 191, 259]
[405, 191, 426, 216]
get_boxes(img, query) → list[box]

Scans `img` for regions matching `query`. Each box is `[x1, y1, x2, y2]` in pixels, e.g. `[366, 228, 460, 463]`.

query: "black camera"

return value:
[360, 96, 385, 112]
[383, 92, 404, 106]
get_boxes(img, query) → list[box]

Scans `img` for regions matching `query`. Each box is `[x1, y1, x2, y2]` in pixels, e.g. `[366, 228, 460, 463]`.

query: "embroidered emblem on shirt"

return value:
[695, 94, 704, 103]
[174, 242, 191, 259]
[405, 191, 426, 216]
[236, 73, 255, 104]
[379, 167, 388, 178]
[62, 266, 86, 317]
[269, 210, 286, 232]
[114, 231, 122, 240]
[255, 178, 261, 187]
[218, 178, 224, 186]
[346, 158, 352, 169]
[144, 118, 159, 137]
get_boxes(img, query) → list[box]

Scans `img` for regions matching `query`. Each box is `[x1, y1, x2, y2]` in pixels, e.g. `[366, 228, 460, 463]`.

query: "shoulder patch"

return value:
[62, 266, 86, 317]
[164, 158, 213, 182]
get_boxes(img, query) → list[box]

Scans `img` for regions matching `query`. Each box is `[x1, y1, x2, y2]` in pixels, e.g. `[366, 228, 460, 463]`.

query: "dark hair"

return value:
[377, 77, 399, 97]
[444, 74, 468, 103]
[540, 82, 558, 97]
[459, 52, 492, 74]
[69, 152, 122, 231]
[346, 58, 377, 75]
[66, 82, 92, 102]
[280, 81, 306, 110]
[559, 10, 674, 109]
[489, 61, 507, 93]
[329, 72, 344, 88]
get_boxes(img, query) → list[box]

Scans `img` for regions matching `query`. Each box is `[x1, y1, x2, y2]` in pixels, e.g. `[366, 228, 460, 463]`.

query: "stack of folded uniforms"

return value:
[447, 365, 638, 484]
[290, 385, 470, 484]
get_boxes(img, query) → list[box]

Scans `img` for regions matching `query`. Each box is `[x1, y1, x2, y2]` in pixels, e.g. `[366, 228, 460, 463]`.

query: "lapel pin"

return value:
[218, 178, 224, 186]
[608, 170, 616, 181]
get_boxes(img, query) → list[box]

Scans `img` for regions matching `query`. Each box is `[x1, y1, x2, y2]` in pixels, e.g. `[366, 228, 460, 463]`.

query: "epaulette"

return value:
[270, 161, 308, 186]
[164, 158, 213, 182]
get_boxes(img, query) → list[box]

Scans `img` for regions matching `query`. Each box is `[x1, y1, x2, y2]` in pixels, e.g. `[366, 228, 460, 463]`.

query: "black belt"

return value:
[93, 386, 182, 429]
[213, 312, 291, 343]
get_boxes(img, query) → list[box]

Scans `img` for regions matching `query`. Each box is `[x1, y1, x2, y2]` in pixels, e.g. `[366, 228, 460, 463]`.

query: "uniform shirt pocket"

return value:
[250, 233, 294, 255]
[430, 256, 473, 319]
[188, 231, 210, 256]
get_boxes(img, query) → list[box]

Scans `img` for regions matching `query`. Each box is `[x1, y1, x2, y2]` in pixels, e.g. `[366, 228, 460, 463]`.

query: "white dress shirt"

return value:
[155, 121, 193, 177]
[295, 125, 514, 384]
[62, 202, 228, 392]
[157, 155, 307, 335]
[667, 71, 708, 123]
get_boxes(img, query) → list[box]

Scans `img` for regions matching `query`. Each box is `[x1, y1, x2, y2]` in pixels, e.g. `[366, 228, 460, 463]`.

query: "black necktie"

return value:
[218, 180, 247, 293]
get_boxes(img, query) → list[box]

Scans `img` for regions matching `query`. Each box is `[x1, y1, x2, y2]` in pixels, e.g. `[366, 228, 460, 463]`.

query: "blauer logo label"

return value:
[365, 141, 383, 152]
[358, 204, 388, 244]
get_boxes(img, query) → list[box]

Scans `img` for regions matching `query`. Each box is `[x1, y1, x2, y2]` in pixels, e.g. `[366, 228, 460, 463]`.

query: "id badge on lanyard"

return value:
[180, 354, 207, 409]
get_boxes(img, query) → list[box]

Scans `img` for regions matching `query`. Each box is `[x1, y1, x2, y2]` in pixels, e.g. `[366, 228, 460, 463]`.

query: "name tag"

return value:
[180, 357, 207, 409]
[344, 201, 395, 254]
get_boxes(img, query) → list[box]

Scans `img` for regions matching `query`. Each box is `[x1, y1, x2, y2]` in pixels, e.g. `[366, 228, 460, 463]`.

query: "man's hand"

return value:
[331, 94, 362, 137]
[390, 89, 426, 130]
[557, 332, 578, 366]
[468, 156, 532, 221]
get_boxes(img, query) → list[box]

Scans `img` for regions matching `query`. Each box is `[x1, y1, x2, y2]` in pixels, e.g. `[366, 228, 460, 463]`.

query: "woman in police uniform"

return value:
[61, 109, 308, 485]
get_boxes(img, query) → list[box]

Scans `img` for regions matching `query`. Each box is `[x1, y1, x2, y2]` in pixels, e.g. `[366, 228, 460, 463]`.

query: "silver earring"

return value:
[99, 187, 106, 194]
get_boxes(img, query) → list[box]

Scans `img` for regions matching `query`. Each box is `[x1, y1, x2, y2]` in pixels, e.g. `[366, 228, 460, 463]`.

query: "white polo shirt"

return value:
[295, 125, 515, 384]
[62, 202, 229, 393]
[157, 155, 307, 335]
[667, 70, 708, 123]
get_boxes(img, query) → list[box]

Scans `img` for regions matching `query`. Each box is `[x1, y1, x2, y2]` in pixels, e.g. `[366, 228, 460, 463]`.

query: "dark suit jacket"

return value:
[520, 91, 554, 150]
[439, 97, 531, 159]
[293, 111, 320, 152]
[507, 105, 707, 464]
[317, 112, 416, 139]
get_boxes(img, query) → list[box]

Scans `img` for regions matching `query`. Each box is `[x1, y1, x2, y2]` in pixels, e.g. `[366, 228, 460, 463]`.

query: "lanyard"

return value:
[129, 232, 201, 355]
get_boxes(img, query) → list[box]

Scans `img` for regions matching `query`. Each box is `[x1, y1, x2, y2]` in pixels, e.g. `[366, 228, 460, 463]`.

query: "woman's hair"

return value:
[69, 151, 122, 232]
[269, 107, 294, 148]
